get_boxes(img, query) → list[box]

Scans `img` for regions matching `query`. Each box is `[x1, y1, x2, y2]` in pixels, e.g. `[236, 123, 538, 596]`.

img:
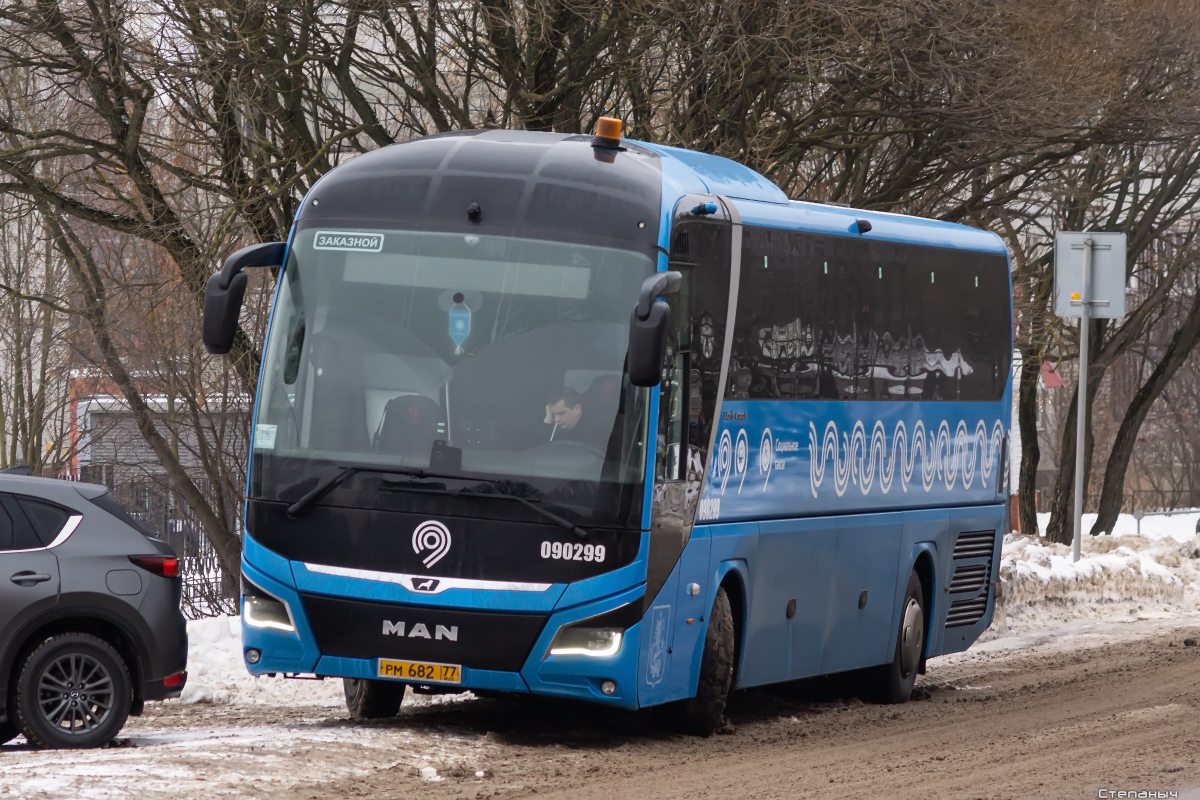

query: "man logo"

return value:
[412, 520, 451, 568]
[411, 578, 440, 593]
[381, 620, 458, 641]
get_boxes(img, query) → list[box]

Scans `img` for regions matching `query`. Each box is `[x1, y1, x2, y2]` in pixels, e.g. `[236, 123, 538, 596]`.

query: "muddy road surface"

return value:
[3, 619, 1200, 799]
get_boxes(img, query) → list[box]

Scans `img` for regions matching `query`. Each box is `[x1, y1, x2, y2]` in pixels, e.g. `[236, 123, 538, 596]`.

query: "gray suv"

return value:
[0, 475, 188, 748]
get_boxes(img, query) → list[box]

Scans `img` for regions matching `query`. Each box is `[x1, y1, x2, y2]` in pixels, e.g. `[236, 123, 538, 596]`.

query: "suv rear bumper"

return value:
[143, 671, 188, 702]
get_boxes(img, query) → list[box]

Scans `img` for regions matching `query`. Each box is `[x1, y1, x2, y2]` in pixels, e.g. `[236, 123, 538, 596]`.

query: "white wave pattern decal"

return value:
[809, 419, 1004, 497]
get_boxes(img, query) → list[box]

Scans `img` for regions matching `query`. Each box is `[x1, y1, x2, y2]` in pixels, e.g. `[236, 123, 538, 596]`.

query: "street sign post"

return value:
[1053, 232, 1127, 562]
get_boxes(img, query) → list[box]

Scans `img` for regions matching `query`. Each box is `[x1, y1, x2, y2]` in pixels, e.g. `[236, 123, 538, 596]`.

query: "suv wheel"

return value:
[15, 633, 132, 749]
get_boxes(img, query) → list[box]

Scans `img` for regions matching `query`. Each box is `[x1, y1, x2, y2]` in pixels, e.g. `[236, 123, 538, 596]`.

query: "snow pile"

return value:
[177, 616, 474, 709]
[179, 616, 344, 707]
[989, 511, 1200, 637]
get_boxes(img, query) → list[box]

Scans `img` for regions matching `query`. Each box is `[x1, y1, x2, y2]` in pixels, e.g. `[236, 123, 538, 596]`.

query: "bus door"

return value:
[639, 198, 734, 705]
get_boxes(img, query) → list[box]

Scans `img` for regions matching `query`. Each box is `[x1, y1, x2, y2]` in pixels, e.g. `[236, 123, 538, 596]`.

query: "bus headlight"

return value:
[545, 601, 639, 659]
[548, 626, 623, 657]
[242, 577, 296, 633]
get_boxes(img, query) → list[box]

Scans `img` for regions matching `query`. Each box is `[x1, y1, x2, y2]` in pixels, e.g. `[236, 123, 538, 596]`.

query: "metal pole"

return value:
[1071, 238, 1093, 563]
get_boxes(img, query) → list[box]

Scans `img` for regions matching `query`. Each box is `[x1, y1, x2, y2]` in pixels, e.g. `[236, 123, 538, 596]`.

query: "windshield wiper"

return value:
[377, 470, 591, 539]
[286, 464, 449, 517]
[459, 484, 590, 540]
[288, 464, 591, 539]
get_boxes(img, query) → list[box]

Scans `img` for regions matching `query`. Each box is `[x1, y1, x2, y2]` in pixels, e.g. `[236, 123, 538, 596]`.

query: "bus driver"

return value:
[543, 387, 606, 450]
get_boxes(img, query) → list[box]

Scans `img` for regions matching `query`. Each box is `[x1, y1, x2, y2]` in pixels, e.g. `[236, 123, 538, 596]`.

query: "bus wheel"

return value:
[873, 571, 925, 704]
[675, 585, 736, 736]
[343, 678, 405, 719]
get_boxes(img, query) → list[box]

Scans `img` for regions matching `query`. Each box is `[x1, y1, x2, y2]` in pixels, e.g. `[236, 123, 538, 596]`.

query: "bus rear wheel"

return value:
[343, 678, 405, 719]
[872, 570, 925, 704]
[672, 585, 736, 737]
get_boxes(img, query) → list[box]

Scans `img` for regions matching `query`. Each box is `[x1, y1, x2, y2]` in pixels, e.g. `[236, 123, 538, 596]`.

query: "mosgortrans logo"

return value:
[313, 230, 384, 252]
[413, 520, 452, 568]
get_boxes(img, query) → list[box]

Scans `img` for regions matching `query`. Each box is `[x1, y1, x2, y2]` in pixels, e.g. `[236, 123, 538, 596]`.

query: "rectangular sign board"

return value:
[1053, 232, 1127, 319]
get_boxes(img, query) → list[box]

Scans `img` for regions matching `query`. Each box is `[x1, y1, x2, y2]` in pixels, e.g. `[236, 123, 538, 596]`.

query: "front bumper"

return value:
[239, 557, 645, 708]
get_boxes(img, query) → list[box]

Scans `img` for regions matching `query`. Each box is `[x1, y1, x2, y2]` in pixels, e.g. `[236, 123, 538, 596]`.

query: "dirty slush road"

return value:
[5, 622, 1200, 800]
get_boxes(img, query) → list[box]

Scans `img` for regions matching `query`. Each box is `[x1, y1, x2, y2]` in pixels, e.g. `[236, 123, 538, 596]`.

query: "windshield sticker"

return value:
[449, 293, 471, 353]
[254, 424, 277, 450]
[313, 231, 384, 252]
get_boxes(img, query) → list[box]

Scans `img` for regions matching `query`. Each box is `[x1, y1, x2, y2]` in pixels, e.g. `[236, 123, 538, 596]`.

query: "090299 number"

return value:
[541, 541, 606, 562]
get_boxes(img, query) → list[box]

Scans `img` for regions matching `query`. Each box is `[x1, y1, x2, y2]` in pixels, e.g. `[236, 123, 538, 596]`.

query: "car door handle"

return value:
[10, 571, 52, 586]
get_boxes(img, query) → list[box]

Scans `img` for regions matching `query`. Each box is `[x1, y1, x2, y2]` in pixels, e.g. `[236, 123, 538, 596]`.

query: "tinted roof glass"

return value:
[87, 491, 155, 538]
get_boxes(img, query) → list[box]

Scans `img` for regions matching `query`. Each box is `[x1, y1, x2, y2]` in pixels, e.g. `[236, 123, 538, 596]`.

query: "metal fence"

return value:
[79, 466, 238, 618]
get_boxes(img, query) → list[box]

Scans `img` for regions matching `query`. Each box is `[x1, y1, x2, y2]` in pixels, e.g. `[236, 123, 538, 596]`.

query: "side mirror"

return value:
[203, 242, 286, 354]
[628, 271, 682, 387]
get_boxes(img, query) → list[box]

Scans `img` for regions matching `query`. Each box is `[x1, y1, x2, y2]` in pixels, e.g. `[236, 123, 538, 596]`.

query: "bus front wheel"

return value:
[673, 585, 736, 736]
[872, 570, 925, 704]
[343, 678, 405, 719]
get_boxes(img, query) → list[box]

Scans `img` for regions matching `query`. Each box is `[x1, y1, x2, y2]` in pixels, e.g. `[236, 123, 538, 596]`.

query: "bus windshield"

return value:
[250, 225, 654, 528]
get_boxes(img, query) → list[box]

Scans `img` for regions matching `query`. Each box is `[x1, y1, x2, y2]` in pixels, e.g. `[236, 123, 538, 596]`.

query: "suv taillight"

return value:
[129, 556, 180, 578]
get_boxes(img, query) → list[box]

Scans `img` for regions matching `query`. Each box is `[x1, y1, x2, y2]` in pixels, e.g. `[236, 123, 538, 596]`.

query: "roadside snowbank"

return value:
[179, 616, 345, 707]
[178, 616, 474, 709]
[989, 512, 1200, 637]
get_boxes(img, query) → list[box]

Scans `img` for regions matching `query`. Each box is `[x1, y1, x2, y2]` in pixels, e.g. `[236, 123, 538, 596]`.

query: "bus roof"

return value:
[639, 141, 1007, 256]
[302, 131, 1006, 258]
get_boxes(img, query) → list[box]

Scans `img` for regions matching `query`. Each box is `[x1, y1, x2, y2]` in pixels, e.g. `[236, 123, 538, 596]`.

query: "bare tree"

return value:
[1, 0, 1199, 582]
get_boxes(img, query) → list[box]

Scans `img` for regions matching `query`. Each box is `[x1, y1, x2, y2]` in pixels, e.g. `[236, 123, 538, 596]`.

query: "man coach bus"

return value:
[203, 119, 1010, 735]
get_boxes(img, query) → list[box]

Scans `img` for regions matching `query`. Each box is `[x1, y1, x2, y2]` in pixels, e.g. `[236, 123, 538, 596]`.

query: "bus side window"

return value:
[655, 276, 689, 482]
[682, 224, 731, 465]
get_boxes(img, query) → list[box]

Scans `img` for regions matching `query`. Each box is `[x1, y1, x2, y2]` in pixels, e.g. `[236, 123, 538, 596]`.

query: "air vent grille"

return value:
[946, 595, 990, 628]
[943, 529, 999, 630]
[949, 564, 988, 595]
[953, 530, 996, 560]
[671, 230, 690, 256]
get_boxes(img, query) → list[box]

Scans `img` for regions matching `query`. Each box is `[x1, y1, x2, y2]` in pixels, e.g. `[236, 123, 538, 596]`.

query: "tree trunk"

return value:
[1017, 350, 1042, 537]
[1091, 291, 1200, 535]
[44, 210, 243, 580]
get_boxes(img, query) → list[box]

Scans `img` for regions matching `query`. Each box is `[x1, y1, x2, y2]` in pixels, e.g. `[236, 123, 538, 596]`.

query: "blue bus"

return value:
[203, 121, 1011, 735]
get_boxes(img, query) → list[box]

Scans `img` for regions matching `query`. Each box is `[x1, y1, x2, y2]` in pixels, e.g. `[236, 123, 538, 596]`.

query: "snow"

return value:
[4, 512, 1200, 799]
[179, 615, 474, 709]
[180, 616, 345, 707]
[987, 511, 1200, 639]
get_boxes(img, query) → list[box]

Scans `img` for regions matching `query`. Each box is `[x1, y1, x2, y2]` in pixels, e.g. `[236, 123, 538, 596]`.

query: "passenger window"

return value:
[0, 495, 43, 550]
[860, 241, 908, 400]
[16, 497, 72, 546]
[734, 225, 1011, 402]
[0, 502, 13, 550]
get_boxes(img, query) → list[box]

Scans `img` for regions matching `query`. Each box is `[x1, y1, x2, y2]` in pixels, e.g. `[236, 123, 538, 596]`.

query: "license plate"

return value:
[377, 659, 461, 684]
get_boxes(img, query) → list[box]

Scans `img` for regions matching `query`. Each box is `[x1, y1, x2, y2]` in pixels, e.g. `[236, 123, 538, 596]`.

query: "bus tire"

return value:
[675, 586, 736, 737]
[343, 678, 404, 719]
[873, 571, 925, 704]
